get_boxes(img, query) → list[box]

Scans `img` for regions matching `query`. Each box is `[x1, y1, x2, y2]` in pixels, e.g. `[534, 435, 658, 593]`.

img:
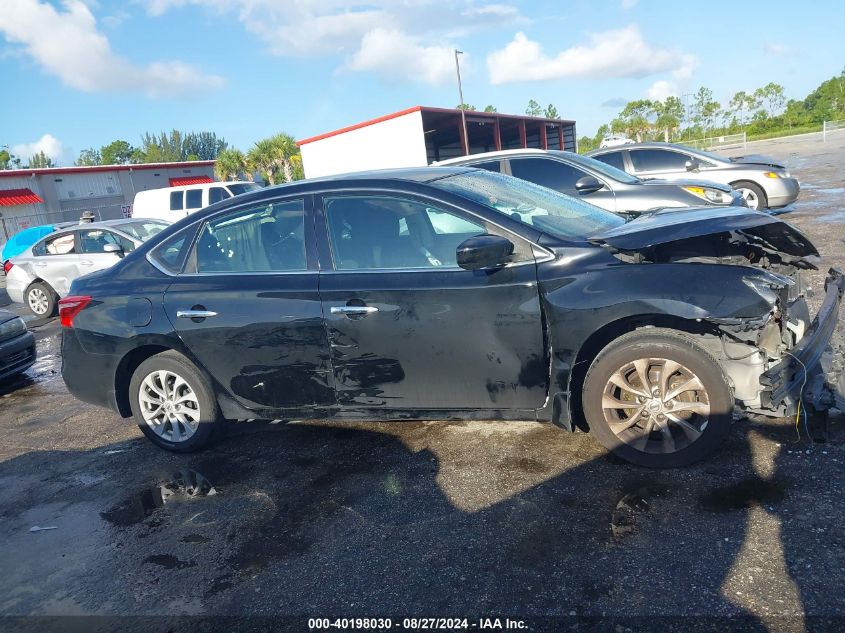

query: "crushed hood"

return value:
[589, 207, 819, 258]
[727, 154, 785, 169]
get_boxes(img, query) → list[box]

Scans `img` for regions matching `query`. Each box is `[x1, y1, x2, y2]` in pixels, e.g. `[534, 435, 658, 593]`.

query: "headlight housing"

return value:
[0, 317, 27, 342]
[682, 185, 732, 204]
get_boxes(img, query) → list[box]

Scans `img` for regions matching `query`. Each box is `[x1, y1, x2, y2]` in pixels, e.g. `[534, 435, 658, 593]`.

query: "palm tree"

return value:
[246, 133, 301, 185]
[215, 148, 247, 181]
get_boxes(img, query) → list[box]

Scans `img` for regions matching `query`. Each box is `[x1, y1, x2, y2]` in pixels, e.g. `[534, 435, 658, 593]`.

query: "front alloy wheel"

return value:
[138, 370, 202, 443]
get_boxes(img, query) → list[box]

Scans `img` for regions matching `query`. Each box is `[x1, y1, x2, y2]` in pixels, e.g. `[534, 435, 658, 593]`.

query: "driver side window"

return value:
[324, 195, 485, 270]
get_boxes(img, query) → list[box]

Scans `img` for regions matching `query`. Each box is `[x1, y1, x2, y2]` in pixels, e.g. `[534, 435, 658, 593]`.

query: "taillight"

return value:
[58, 295, 92, 328]
[2, 261, 12, 275]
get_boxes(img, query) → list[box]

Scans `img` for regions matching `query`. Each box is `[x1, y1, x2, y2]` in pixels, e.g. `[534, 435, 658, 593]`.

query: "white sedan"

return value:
[5, 219, 169, 316]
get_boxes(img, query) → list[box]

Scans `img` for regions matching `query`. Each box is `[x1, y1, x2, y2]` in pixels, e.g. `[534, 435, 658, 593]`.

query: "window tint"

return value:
[325, 196, 485, 270]
[470, 160, 501, 173]
[185, 189, 203, 209]
[41, 232, 76, 256]
[509, 158, 587, 194]
[629, 149, 690, 172]
[78, 229, 131, 254]
[194, 199, 306, 273]
[228, 183, 261, 196]
[209, 187, 230, 204]
[116, 221, 168, 242]
[170, 191, 183, 211]
[593, 151, 627, 173]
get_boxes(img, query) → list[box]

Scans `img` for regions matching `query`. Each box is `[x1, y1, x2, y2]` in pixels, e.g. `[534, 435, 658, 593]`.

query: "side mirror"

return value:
[103, 243, 124, 258]
[685, 159, 699, 172]
[575, 175, 604, 195]
[456, 235, 514, 271]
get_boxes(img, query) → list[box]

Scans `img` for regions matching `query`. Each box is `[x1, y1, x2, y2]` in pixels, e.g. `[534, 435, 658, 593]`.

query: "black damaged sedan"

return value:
[60, 168, 844, 467]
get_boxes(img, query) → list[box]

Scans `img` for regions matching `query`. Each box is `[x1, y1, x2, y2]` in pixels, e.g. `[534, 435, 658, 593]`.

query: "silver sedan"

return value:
[588, 142, 800, 210]
[5, 219, 169, 316]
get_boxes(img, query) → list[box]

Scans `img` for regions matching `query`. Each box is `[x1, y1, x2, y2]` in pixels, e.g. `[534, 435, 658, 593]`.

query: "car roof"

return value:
[144, 181, 257, 193]
[48, 218, 169, 235]
[588, 142, 715, 156]
[435, 148, 558, 165]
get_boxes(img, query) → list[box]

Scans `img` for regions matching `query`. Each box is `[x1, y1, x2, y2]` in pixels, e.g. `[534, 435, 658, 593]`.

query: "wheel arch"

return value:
[567, 313, 719, 431]
[114, 344, 172, 417]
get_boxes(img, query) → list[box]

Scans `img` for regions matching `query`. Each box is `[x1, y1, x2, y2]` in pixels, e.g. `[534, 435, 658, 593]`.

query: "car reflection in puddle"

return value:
[100, 468, 217, 527]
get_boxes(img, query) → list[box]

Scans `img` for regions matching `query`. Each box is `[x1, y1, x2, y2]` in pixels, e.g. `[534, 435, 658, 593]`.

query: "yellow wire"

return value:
[794, 399, 802, 441]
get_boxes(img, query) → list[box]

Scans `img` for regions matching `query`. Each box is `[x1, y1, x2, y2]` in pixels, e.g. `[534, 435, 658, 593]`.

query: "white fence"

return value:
[823, 119, 845, 142]
[683, 132, 747, 152]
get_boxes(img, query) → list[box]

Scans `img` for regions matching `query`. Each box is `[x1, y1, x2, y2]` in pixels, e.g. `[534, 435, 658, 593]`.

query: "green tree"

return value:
[182, 131, 228, 160]
[483, 105, 498, 113]
[28, 151, 54, 168]
[246, 133, 301, 185]
[75, 148, 101, 166]
[456, 103, 476, 110]
[803, 72, 845, 122]
[754, 82, 786, 118]
[140, 130, 184, 163]
[525, 99, 542, 116]
[215, 148, 247, 181]
[100, 140, 135, 165]
[0, 149, 10, 169]
[729, 91, 750, 127]
[654, 96, 684, 142]
[618, 99, 655, 142]
[544, 103, 559, 119]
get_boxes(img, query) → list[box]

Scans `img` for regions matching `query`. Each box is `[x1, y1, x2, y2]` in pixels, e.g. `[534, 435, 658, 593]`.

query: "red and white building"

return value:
[0, 161, 215, 240]
[298, 105, 577, 179]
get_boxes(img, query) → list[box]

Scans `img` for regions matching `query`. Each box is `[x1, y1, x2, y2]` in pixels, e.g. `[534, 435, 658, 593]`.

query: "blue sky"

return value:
[1, 0, 843, 165]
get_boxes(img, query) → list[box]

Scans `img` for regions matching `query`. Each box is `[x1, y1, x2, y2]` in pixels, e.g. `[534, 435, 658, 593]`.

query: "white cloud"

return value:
[487, 26, 690, 84]
[646, 53, 698, 101]
[0, 0, 223, 98]
[621, 0, 639, 8]
[144, 1, 522, 82]
[12, 133, 64, 163]
[346, 28, 458, 85]
[764, 42, 787, 56]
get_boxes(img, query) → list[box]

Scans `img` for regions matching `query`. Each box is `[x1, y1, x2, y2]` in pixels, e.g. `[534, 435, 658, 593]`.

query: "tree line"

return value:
[579, 68, 845, 152]
[457, 100, 562, 119]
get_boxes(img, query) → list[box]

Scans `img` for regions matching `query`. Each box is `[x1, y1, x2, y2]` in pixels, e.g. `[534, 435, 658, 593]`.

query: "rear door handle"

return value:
[330, 306, 378, 316]
[176, 310, 218, 318]
[80, 260, 94, 267]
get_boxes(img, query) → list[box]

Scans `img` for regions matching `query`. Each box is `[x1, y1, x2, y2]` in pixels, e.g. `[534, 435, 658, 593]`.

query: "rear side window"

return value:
[185, 189, 203, 209]
[193, 200, 307, 273]
[170, 191, 183, 211]
[594, 151, 626, 172]
[470, 160, 501, 173]
[629, 149, 689, 172]
[38, 232, 76, 256]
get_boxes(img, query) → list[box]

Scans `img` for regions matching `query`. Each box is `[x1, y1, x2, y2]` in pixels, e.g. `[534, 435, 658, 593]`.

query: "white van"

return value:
[132, 181, 262, 221]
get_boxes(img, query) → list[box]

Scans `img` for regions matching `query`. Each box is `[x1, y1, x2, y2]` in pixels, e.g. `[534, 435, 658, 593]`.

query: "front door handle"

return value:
[330, 306, 378, 316]
[80, 260, 94, 267]
[176, 309, 218, 318]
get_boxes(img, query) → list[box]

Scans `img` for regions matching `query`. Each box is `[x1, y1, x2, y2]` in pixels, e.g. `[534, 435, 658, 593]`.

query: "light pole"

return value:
[454, 49, 469, 155]
[683, 92, 695, 140]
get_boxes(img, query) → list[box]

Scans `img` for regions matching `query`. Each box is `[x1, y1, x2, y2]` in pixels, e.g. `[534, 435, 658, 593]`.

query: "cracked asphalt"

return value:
[1, 133, 844, 631]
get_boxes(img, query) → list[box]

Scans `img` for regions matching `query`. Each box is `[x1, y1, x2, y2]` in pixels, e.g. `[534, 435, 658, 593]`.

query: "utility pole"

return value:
[454, 49, 469, 155]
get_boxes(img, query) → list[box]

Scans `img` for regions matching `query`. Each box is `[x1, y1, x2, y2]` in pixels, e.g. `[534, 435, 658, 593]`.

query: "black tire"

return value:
[128, 350, 220, 452]
[731, 180, 768, 210]
[582, 328, 733, 468]
[25, 281, 57, 317]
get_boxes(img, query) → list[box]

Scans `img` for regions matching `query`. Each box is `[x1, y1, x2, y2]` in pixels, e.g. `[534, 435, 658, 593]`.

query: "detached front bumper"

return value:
[759, 268, 845, 415]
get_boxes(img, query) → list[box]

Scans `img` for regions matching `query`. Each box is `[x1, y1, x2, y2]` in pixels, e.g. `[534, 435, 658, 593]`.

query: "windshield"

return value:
[431, 170, 624, 241]
[118, 220, 170, 242]
[557, 151, 640, 185]
[228, 183, 261, 196]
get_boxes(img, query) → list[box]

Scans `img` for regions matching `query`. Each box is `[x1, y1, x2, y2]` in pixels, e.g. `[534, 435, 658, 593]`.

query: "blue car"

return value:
[2, 225, 60, 262]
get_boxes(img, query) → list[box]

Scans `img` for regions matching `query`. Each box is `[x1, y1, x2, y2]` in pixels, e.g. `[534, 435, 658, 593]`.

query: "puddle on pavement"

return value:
[814, 210, 845, 223]
[818, 187, 845, 194]
[143, 554, 197, 569]
[610, 483, 671, 540]
[698, 478, 787, 513]
[100, 469, 217, 527]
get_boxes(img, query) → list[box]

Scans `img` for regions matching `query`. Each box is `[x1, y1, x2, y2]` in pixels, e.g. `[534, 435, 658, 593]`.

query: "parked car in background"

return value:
[132, 181, 262, 222]
[436, 149, 744, 216]
[2, 222, 76, 273]
[588, 142, 800, 211]
[5, 219, 169, 316]
[0, 309, 35, 382]
[59, 167, 843, 467]
[599, 134, 635, 148]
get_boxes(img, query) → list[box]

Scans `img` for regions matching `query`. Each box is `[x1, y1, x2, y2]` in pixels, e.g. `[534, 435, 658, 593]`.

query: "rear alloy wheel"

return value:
[129, 351, 219, 452]
[582, 329, 733, 467]
[26, 282, 57, 317]
[732, 181, 767, 211]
